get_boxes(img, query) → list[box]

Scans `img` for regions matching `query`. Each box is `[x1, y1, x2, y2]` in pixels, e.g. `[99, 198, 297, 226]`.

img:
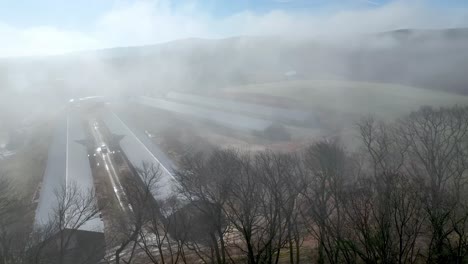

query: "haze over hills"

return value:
[4, 1, 468, 262]
[1, 27, 468, 104]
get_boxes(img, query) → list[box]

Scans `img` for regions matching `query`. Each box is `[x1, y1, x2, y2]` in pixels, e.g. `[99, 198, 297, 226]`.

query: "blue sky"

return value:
[1, 0, 465, 28]
[0, 0, 467, 56]
[0, 0, 396, 28]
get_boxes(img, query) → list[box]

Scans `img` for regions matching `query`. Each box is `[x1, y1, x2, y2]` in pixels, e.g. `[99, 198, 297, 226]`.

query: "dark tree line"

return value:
[1, 105, 468, 264]
[167, 105, 468, 264]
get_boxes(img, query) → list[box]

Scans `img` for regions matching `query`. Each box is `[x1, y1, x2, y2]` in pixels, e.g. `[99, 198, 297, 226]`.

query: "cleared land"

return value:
[223, 80, 468, 119]
[220, 79, 468, 148]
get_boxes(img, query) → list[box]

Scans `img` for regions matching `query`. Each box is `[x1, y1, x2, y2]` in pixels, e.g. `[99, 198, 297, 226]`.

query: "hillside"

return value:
[223, 79, 468, 118]
[1, 28, 468, 102]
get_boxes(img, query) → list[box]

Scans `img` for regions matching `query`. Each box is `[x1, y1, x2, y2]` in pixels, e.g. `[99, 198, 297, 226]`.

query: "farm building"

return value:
[134, 96, 274, 133]
[165, 92, 315, 126]
[34, 112, 104, 264]
[101, 110, 177, 200]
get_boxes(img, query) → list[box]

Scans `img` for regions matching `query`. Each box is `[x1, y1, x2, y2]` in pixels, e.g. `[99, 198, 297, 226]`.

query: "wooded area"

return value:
[1, 105, 468, 264]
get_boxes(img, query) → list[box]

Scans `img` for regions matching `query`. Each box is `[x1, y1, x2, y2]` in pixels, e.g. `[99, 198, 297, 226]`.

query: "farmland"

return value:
[223, 80, 468, 119]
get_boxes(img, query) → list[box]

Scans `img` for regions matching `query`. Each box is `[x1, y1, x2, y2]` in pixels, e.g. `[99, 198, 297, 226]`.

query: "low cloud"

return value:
[95, 1, 212, 47]
[0, 0, 467, 57]
[0, 23, 101, 57]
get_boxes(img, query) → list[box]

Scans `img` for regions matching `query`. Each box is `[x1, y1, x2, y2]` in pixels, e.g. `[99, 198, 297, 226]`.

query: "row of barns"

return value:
[134, 92, 316, 140]
[33, 93, 312, 262]
[33, 106, 176, 263]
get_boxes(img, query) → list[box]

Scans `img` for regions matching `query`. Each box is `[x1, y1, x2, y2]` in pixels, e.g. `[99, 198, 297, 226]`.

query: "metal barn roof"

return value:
[34, 112, 104, 233]
[166, 92, 313, 125]
[135, 96, 273, 133]
[101, 111, 176, 200]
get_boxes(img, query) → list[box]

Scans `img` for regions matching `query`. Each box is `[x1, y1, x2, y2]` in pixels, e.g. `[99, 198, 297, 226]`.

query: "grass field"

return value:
[223, 80, 468, 119]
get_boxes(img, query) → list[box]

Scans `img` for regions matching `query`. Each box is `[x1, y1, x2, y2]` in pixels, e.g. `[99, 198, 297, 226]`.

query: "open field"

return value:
[223, 80, 468, 119]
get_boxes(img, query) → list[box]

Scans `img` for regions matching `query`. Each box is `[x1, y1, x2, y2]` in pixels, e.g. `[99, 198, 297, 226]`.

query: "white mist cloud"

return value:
[221, 1, 468, 39]
[95, 1, 212, 47]
[0, 0, 467, 57]
[0, 23, 101, 57]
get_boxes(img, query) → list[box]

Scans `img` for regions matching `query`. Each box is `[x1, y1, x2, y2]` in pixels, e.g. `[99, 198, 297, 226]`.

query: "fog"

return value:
[3, 2, 468, 263]
[1, 0, 468, 140]
[2, 29, 468, 104]
[1, 0, 467, 57]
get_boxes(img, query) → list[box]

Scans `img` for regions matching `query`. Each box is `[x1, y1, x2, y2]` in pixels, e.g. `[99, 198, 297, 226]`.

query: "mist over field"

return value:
[2, 1, 468, 263]
[1, 0, 468, 102]
[1, 28, 468, 107]
[2, 1, 468, 166]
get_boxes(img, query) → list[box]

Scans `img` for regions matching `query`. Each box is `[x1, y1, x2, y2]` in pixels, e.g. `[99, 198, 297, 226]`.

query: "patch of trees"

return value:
[1, 105, 468, 263]
[167, 105, 468, 263]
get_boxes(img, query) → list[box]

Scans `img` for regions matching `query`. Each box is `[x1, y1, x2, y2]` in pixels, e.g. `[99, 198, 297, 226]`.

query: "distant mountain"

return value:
[379, 28, 468, 41]
[1, 28, 468, 100]
[347, 28, 468, 94]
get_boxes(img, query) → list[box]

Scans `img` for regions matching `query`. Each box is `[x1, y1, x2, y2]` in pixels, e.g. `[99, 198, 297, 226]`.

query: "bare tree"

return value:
[129, 163, 189, 264]
[216, 150, 276, 264]
[106, 163, 161, 264]
[55, 183, 101, 264]
[300, 139, 351, 264]
[175, 148, 306, 264]
[26, 182, 103, 264]
[0, 175, 32, 264]
[139, 195, 190, 264]
[174, 150, 235, 264]
[253, 151, 305, 264]
[399, 106, 468, 263]
[355, 117, 424, 264]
